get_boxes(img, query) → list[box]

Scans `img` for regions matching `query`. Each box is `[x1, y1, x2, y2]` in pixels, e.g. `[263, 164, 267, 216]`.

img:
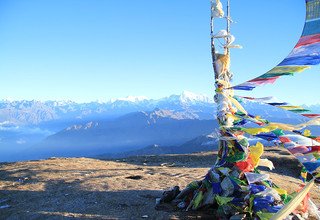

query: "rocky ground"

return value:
[0, 147, 319, 219]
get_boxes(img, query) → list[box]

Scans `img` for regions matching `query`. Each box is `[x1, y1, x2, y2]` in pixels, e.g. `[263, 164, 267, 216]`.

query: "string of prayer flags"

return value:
[231, 0, 320, 91]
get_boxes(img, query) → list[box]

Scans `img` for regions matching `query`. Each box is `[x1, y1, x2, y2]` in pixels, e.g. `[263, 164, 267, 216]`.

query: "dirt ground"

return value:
[0, 148, 319, 219]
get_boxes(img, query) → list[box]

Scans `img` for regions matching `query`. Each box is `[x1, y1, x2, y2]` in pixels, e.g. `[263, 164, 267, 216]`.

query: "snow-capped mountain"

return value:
[162, 91, 213, 104]
[1, 91, 309, 128]
[0, 91, 215, 126]
[110, 95, 149, 103]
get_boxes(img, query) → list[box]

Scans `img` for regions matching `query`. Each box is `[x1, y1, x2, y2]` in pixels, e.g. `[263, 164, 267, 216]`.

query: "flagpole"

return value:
[210, 2, 217, 79]
[211, 0, 233, 166]
[227, 0, 231, 52]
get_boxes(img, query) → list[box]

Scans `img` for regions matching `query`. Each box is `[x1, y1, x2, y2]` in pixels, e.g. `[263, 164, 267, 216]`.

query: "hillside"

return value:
[28, 110, 217, 159]
[98, 133, 219, 158]
[0, 147, 319, 219]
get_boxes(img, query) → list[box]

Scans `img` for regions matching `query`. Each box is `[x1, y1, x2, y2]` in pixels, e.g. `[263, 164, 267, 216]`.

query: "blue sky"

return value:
[0, 0, 318, 105]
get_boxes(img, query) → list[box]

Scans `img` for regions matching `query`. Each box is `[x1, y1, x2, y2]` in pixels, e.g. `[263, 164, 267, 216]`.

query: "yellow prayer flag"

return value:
[243, 125, 278, 135]
[279, 106, 304, 110]
[303, 129, 312, 137]
[250, 142, 264, 167]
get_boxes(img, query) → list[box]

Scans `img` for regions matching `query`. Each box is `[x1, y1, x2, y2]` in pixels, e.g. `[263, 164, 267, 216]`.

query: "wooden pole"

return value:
[212, 0, 233, 166]
[210, 2, 217, 79]
[226, 0, 231, 55]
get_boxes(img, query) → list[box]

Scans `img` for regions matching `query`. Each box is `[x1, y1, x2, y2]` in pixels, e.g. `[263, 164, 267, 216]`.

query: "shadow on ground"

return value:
[0, 179, 206, 219]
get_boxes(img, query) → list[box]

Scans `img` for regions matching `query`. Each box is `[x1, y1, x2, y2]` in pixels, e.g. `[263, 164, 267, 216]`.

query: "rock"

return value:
[160, 186, 180, 203]
[155, 198, 161, 205]
[17, 177, 30, 184]
[126, 175, 143, 180]
[160, 163, 175, 167]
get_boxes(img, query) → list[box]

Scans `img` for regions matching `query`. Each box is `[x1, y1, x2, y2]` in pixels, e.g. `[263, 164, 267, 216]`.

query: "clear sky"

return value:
[0, 0, 319, 105]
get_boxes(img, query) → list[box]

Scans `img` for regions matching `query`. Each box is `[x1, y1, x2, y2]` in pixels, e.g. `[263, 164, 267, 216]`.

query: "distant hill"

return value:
[100, 133, 219, 158]
[27, 109, 218, 159]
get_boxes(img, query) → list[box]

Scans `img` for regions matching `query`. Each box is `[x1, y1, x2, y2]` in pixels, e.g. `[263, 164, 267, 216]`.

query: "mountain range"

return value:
[27, 109, 218, 160]
[0, 92, 216, 161]
[0, 91, 215, 126]
[1, 91, 319, 162]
